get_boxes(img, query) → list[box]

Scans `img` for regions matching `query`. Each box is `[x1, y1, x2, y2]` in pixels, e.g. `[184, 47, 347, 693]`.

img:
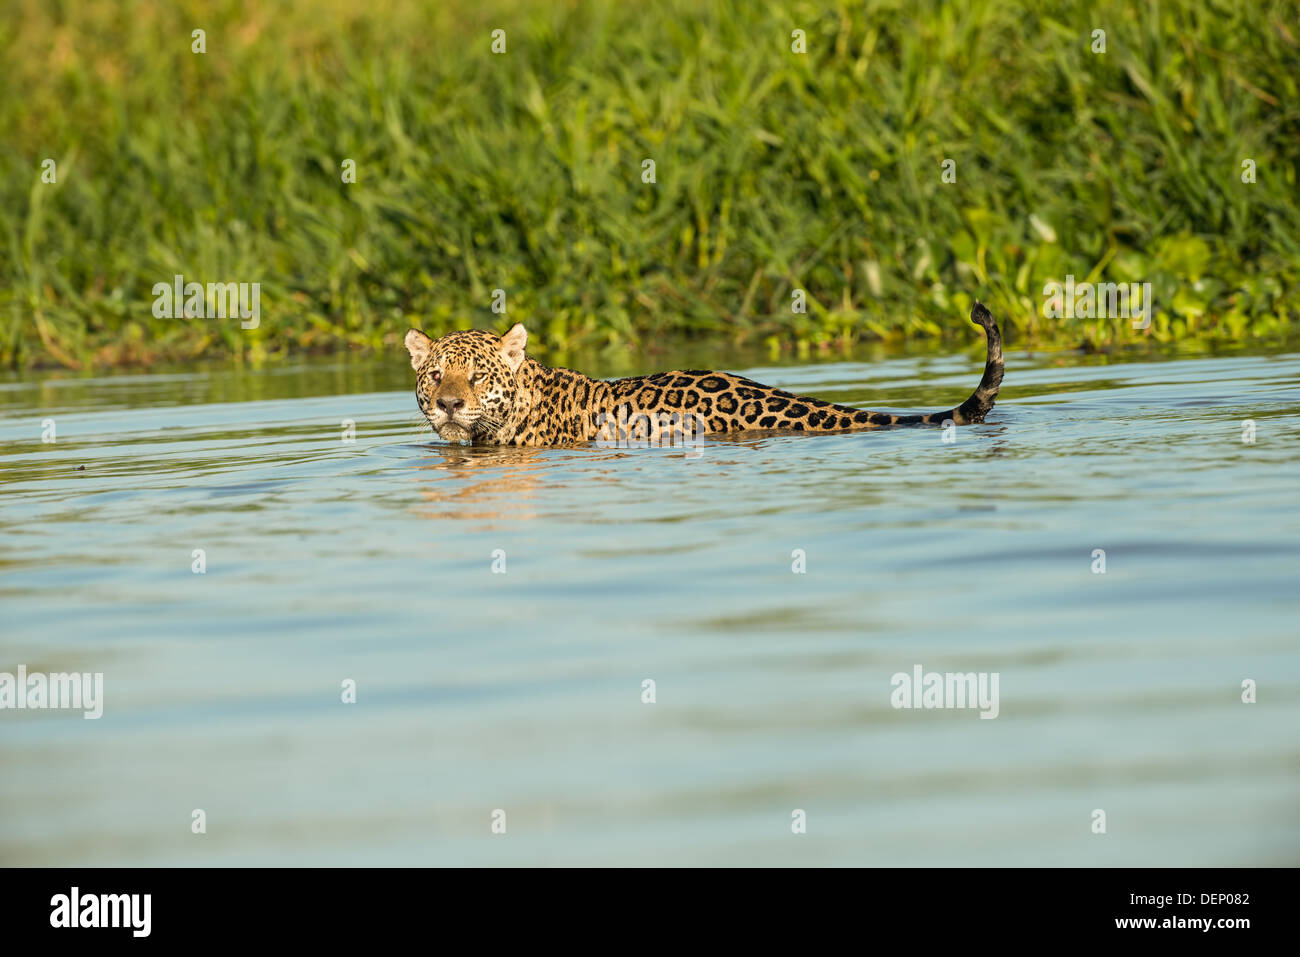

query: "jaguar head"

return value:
[405, 323, 529, 443]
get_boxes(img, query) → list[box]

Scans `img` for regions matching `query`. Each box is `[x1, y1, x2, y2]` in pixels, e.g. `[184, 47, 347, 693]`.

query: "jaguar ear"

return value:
[499, 322, 528, 373]
[405, 329, 433, 370]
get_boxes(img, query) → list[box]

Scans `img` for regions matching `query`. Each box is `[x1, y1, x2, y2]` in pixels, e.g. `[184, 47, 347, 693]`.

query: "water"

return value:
[2, 345, 1298, 866]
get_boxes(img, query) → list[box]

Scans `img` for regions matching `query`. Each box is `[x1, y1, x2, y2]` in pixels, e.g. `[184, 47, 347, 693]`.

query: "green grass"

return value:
[2, 0, 1298, 369]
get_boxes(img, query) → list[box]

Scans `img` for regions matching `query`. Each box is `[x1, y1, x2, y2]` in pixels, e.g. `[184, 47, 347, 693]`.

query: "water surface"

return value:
[2, 345, 1298, 866]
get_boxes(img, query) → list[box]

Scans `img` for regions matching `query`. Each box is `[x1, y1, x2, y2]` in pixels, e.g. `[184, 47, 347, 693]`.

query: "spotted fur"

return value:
[405, 302, 1004, 446]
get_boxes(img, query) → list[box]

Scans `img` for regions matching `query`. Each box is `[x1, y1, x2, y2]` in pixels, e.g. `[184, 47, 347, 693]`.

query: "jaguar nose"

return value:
[436, 396, 465, 416]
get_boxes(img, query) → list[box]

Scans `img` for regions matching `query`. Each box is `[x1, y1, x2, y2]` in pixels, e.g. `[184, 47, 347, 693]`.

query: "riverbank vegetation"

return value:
[3, 0, 1297, 369]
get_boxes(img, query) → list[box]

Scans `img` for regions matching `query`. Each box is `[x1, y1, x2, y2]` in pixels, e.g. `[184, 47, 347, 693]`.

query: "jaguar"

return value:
[405, 302, 1003, 446]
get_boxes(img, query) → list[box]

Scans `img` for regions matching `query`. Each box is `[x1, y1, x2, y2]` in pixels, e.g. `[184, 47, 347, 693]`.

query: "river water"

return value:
[2, 344, 1297, 865]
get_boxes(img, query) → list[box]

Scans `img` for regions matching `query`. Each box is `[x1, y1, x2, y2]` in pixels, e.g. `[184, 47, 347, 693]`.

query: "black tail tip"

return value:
[970, 300, 994, 328]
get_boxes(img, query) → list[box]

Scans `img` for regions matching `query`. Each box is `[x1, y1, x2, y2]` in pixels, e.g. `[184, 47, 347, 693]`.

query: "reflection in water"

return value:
[420, 442, 550, 471]
[411, 443, 551, 522]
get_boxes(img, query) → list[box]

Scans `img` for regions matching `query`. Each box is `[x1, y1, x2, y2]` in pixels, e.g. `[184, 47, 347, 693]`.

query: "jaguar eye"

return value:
[431, 370, 442, 383]
[471, 373, 484, 384]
